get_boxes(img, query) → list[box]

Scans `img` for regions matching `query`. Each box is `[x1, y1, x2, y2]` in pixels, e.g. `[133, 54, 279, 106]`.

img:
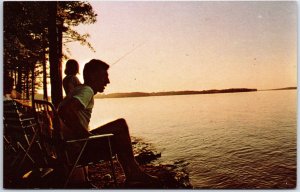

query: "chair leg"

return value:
[16, 142, 35, 166]
[64, 140, 88, 188]
[18, 130, 39, 169]
[107, 138, 117, 186]
[4, 136, 17, 153]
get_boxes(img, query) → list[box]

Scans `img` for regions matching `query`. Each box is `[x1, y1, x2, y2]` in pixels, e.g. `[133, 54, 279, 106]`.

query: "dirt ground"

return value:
[88, 137, 193, 189]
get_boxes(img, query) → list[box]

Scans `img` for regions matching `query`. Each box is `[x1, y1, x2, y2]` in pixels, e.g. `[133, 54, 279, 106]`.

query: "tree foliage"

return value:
[3, 1, 97, 101]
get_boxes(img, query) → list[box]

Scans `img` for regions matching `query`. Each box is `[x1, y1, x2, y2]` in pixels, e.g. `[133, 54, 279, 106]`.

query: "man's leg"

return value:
[90, 118, 154, 181]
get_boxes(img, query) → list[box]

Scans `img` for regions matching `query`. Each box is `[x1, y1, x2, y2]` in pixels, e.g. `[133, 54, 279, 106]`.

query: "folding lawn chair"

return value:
[3, 100, 42, 187]
[33, 99, 117, 188]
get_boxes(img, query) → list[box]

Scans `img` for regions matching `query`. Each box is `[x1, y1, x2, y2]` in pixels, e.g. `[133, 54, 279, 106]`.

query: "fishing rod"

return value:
[110, 41, 146, 67]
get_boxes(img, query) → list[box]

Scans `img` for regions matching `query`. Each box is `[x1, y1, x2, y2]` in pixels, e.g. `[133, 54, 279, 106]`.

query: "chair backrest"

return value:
[33, 100, 68, 167]
[3, 100, 37, 146]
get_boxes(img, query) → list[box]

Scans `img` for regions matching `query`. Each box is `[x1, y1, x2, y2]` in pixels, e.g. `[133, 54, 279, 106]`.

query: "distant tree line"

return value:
[4, 1, 97, 106]
[96, 88, 258, 99]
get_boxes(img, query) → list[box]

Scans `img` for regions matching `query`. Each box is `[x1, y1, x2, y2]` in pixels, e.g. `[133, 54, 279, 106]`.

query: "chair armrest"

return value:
[66, 134, 114, 143]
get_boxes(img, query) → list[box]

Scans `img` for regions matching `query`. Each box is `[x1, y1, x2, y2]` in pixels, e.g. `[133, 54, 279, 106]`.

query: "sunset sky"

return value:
[66, 1, 297, 94]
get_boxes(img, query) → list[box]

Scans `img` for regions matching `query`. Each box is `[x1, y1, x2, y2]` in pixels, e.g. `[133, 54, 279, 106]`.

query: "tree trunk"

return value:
[16, 63, 23, 96]
[25, 67, 29, 100]
[48, 1, 62, 107]
[42, 32, 48, 101]
[31, 63, 35, 103]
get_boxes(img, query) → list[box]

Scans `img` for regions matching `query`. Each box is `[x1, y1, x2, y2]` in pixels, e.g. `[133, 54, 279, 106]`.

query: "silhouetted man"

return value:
[58, 59, 159, 186]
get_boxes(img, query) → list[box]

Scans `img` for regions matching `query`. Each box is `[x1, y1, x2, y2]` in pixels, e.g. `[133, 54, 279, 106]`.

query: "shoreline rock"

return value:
[88, 136, 193, 189]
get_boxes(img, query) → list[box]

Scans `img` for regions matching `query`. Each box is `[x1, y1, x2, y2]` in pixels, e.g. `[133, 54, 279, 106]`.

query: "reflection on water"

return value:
[90, 90, 296, 188]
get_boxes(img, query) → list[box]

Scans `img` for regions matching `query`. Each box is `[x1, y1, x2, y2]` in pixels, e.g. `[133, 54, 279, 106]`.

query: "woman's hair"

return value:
[64, 59, 79, 75]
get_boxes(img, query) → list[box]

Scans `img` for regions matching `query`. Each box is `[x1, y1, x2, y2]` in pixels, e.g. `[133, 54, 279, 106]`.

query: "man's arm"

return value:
[58, 97, 92, 138]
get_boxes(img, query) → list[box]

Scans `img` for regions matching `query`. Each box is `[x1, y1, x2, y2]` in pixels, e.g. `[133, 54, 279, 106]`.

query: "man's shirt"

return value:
[59, 84, 94, 135]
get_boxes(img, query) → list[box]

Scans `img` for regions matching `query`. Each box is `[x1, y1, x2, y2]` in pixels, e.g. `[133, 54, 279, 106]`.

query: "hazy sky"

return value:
[66, 1, 297, 94]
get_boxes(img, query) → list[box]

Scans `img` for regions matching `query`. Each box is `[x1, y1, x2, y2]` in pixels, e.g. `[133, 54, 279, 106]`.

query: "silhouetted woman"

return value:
[63, 59, 81, 95]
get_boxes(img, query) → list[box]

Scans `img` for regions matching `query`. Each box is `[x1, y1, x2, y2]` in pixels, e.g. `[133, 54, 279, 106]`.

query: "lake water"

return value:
[90, 90, 297, 189]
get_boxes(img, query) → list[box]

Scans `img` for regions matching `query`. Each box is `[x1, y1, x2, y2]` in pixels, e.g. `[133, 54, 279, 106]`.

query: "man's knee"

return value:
[114, 118, 130, 134]
[116, 118, 127, 126]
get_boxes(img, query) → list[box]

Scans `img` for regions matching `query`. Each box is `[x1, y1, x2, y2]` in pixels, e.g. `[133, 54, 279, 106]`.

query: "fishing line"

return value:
[110, 41, 146, 67]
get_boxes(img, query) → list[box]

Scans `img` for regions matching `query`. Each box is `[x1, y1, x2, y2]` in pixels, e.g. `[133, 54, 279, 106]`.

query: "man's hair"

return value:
[65, 59, 79, 75]
[83, 59, 110, 83]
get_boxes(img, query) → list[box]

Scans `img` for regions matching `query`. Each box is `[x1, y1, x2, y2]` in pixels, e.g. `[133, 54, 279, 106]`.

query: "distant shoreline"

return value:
[259, 87, 297, 91]
[95, 87, 297, 99]
[95, 88, 258, 99]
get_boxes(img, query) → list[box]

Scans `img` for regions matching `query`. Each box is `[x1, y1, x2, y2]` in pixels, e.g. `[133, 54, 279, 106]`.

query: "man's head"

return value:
[83, 59, 110, 94]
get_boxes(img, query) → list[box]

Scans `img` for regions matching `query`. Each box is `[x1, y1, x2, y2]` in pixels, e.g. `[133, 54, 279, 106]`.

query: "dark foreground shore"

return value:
[5, 137, 192, 189]
[88, 137, 193, 189]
